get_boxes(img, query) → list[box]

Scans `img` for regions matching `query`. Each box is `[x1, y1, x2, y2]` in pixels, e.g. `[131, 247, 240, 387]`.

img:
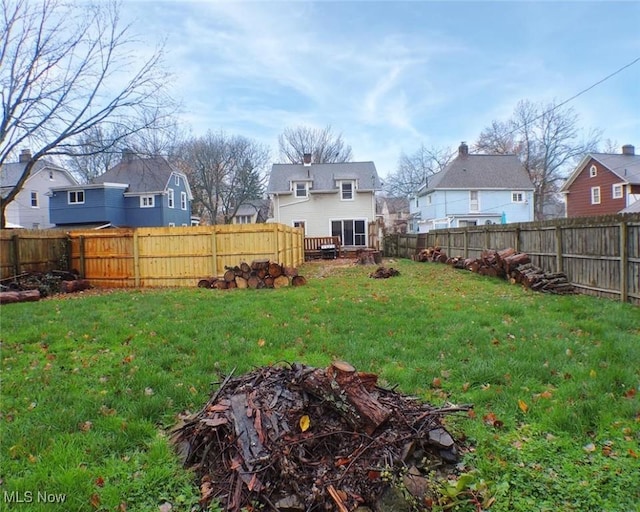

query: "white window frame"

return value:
[589, 165, 597, 178]
[294, 182, 308, 198]
[140, 195, 155, 208]
[612, 184, 623, 199]
[168, 222, 175, 227]
[591, 186, 601, 204]
[340, 181, 354, 201]
[511, 191, 525, 203]
[175, 175, 180, 186]
[469, 190, 479, 212]
[180, 191, 187, 210]
[68, 190, 85, 204]
[30, 191, 39, 208]
[168, 188, 174, 208]
[293, 220, 306, 232]
[236, 214, 252, 224]
[331, 219, 366, 246]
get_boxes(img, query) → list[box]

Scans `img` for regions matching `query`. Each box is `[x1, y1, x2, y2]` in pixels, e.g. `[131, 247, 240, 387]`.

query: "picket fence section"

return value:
[384, 214, 640, 305]
[1, 224, 304, 288]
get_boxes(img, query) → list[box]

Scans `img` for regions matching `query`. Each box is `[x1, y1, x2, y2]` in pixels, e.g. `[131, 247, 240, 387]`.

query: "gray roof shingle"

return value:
[421, 154, 534, 193]
[590, 153, 640, 184]
[92, 155, 178, 194]
[267, 161, 381, 194]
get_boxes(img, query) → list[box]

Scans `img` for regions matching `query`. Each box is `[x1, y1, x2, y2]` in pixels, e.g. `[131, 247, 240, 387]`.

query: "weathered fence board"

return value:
[383, 214, 640, 305]
[0, 229, 69, 278]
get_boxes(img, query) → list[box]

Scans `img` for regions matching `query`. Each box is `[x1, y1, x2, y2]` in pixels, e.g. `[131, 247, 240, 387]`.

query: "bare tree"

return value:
[0, 0, 175, 226]
[278, 125, 352, 164]
[65, 118, 186, 184]
[383, 144, 453, 197]
[178, 131, 270, 224]
[473, 99, 601, 220]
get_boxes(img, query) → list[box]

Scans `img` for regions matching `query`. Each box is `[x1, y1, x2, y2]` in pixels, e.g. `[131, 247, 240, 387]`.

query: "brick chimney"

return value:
[121, 148, 136, 163]
[303, 153, 312, 166]
[458, 142, 469, 157]
[622, 144, 635, 156]
[19, 149, 32, 163]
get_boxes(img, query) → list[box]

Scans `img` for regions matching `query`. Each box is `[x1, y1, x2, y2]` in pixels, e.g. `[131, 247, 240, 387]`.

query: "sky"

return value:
[121, 0, 640, 179]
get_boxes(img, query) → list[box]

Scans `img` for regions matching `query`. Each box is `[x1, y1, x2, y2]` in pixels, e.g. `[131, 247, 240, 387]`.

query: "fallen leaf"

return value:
[299, 415, 311, 432]
[431, 377, 442, 388]
[90, 493, 101, 509]
[583, 443, 596, 453]
[144, 387, 154, 396]
[159, 502, 173, 512]
[79, 421, 93, 432]
[257, 338, 266, 347]
[623, 388, 636, 399]
[95, 476, 104, 487]
[518, 399, 529, 414]
[589, 369, 597, 378]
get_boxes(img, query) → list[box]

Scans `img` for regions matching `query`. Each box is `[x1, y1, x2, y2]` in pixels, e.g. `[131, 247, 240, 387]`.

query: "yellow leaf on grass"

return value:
[299, 415, 311, 432]
[258, 338, 266, 347]
[518, 399, 529, 413]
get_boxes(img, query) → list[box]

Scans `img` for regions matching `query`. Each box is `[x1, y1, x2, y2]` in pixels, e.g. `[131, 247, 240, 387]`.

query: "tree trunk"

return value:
[0, 289, 41, 304]
[298, 361, 390, 435]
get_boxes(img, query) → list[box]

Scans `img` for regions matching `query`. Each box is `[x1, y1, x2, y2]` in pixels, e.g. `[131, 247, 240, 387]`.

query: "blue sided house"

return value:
[409, 142, 535, 233]
[49, 150, 193, 228]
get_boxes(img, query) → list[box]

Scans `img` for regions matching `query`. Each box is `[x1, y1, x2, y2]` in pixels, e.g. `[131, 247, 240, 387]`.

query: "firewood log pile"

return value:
[171, 361, 471, 512]
[416, 247, 576, 294]
[0, 270, 91, 304]
[369, 266, 401, 279]
[198, 259, 307, 290]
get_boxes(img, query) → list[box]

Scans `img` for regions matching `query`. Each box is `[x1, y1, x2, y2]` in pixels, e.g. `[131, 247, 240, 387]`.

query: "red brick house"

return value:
[560, 144, 640, 217]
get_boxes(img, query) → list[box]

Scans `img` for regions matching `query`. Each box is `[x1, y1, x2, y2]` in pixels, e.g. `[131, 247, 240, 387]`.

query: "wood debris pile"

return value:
[416, 246, 575, 294]
[171, 361, 470, 512]
[0, 270, 91, 304]
[198, 260, 307, 290]
[369, 266, 401, 279]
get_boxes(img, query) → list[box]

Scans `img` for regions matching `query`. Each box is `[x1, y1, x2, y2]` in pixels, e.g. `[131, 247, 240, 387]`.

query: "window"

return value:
[181, 191, 187, 210]
[591, 186, 601, 204]
[589, 165, 597, 178]
[49, 171, 54, 180]
[293, 221, 306, 232]
[30, 191, 39, 208]
[32, 223, 40, 229]
[295, 182, 307, 198]
[341, 181, 354, 200]
[68, 190, 85, 204]
[332, 219, 366, 246]
[168, 188, 174, 208]
[459, 220, 478, 227]
[175, 175, 180, 186]
[511, 191, 525, 203]
[236, 215, 252, 224]
[612, 184, 623, 199]
[168, 222, 175, 227]
[469, 190, 479, 212]
[427, 195, 432, 205]
[140, 195, 155, 208]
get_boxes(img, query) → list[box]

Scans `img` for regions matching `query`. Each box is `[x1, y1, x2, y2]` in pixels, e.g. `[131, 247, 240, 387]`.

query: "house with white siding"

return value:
[267, 154, 382, 248]
[0, 149, 78, 228]
[409, 143, 535, 233]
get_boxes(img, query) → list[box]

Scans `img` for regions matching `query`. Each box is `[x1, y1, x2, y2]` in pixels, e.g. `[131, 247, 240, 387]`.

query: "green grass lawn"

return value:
[1, 259, 639, 511]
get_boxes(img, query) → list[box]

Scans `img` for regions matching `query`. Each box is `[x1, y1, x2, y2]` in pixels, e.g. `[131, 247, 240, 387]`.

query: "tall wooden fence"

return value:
[1, 224, 304, 288]
[384, 214, 640, 305]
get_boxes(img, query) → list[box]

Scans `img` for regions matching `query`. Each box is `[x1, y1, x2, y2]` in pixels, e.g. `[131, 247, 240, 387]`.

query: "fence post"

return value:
[211, 227, 219, 276]
[485, 228, 490, 250]
[79, 235, 86, 278]
[620, 220, 628, 303]
[463, 229, 469, 258]
[514, 226, 521, 253]
[11, 233, 20, 275]
[555, 225, 563, 274]
[133, 230, 140, 287]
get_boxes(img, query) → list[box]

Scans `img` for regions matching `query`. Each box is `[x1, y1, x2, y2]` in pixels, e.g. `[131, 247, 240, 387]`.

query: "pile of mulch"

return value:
[369, 266, 401, 279]
[171, 362, 471, 511]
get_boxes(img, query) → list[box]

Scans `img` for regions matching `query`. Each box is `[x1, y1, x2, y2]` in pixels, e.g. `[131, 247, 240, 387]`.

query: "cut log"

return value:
[240, 262, 251, 274]
[268, 262, 283, 278]
[291, 275, 307, 286]
[263, 276, 274, 288]
[0, 289, 41, 304]
[298, 361, 390, 435]
[247, 275, 263, 289]
[214, 280, 229, 290]
[224, 269, 237, 282]
[235, 276, 248, 289]
[60, 279, 91, 293]
[198, 278, 215, 288]
[283, 266, 298, 278]
[250, 259, 270, 271]
[273, 275, 290, 288]
[503, 252, 531, 273]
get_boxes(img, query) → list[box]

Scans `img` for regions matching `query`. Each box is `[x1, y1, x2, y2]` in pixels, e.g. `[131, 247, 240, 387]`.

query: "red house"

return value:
[560, 145, 640, 217]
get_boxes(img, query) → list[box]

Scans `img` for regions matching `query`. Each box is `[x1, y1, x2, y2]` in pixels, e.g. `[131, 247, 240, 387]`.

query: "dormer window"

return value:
[294, 182, 308, 198]
[175, 175, 180, 186]
[589, 165, 597, 178]
[341, 181, 354, 201]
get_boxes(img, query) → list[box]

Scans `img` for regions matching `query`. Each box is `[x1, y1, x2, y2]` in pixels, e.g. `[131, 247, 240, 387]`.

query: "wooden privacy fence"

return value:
[384, 214, 640, 305]
[1, 224, 304, 288]
[0, 229, 69, 278]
